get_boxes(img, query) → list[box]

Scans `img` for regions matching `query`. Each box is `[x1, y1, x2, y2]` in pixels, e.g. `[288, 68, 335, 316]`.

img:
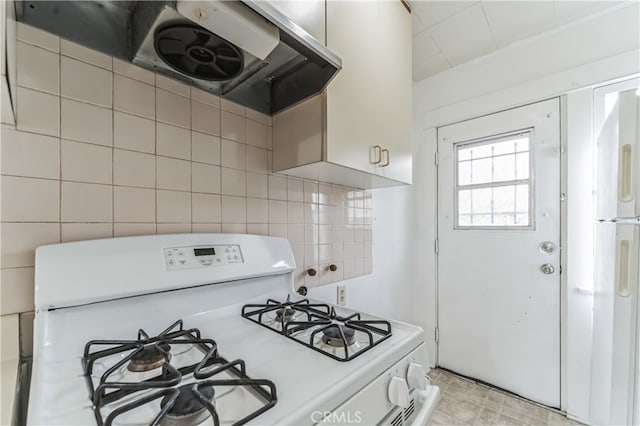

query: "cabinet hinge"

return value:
[434, 239, 439, 254]
[435, 327, 440, 344]
[434, 152, 439, 166]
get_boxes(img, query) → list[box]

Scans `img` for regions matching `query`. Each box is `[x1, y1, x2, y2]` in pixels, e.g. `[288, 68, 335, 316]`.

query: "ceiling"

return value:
[410, 0, 627, 81]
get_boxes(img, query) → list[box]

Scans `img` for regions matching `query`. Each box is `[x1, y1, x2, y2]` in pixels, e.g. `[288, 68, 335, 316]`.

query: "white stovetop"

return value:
[28, 280, 424, 425]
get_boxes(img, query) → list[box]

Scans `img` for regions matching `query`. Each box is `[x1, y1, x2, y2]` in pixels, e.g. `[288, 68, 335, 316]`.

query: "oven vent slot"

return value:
[390, 411, 403, 426]
[388, 398, 415, 426]
[404, 398, 416, 420]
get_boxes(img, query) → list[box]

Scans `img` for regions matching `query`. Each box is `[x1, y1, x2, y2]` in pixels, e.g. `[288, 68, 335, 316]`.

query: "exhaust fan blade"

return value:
[157, 38, 186, 55]
[180, 56, 199, 74]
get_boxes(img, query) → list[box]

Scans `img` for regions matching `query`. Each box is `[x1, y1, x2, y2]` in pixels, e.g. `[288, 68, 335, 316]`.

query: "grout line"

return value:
[111, 65, 115, 236]
[152, 71, 158, 235]
[58, 45, 62, 242]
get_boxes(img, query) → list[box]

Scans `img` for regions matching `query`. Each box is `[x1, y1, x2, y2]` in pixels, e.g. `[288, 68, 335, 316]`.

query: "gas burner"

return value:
[322, 326, 356, 347]
[127, 342, 171, 372]
[242, 298, 392, 361]
[275, 307, 296, 323]
[160, 384, 215, 426]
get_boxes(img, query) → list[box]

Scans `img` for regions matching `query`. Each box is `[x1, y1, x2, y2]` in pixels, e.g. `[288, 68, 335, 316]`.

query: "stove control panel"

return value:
[163, 245, 244, 271]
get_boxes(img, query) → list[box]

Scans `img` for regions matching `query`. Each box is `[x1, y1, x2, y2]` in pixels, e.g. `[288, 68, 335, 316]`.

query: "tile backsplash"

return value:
[0, 24, 373, 329]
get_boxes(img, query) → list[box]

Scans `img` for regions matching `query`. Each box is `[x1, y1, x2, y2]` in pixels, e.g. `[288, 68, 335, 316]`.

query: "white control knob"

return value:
[387, 377, 410, 408]
[407, 362, 427, 390]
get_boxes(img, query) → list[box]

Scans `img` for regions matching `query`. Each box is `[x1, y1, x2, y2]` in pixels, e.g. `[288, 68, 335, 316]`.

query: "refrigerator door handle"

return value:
[619, 144, 633, 202]
[616, 239, 631, 297]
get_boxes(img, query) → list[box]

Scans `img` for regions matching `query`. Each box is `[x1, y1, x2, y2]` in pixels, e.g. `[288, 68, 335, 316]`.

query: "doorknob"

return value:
[540, 264, 555, 274]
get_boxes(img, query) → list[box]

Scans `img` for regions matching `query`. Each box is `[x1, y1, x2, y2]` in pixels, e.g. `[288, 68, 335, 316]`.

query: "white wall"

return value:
[412, 1, 639, 422]
[309, 185, 415, 324]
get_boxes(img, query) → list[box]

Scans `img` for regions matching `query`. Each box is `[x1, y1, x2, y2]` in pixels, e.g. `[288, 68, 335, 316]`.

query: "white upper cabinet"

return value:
[325, 0, 380, 177]
[371, 0, 412, 184]
[272, 0, 413, 188]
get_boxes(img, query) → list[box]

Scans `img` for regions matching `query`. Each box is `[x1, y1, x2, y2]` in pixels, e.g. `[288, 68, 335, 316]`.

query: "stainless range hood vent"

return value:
[17, 0, 342, 115]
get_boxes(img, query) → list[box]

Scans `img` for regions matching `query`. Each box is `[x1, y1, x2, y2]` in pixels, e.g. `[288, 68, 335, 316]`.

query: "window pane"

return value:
[459, 214, 472, 226]
[458, 149, 471, 161]
[515, 137, 529, 152]
[515, 184, 529, 212]
[471, 187, 492, 213]
[493, 154, 516, 182]
[457, 134, 531, 186]
[493, 213, 516, 226]
[458, 135, 530, 160]
[493, 186, 515, 213]
[458, 190, 471, 214]
[456, 184, 532, 228]
[471, 158, 493, 185]
[455, 132, 533, 229]
[515, 213, 529, 226]
[492, 140, 518, 156]
[458, 161, 471, 185]
[462, 144, 492, 159]
[471, 214, 492, 226]
[515, 152, 530, 179]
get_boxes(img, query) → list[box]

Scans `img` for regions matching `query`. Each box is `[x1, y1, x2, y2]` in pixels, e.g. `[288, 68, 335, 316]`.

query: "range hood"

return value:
[17, 0, 341, 115]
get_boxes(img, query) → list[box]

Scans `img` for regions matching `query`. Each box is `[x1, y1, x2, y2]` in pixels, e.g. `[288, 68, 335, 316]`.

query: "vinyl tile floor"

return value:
[427, 368, 583, 426]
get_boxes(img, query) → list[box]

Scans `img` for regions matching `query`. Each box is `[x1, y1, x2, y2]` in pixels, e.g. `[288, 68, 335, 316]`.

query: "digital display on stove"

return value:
[194, 248, 215, 256]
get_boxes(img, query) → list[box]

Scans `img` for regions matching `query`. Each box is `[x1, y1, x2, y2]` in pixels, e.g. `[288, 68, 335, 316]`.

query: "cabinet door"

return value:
[325, 0, 380, 175]
[375, 0, 412, 184]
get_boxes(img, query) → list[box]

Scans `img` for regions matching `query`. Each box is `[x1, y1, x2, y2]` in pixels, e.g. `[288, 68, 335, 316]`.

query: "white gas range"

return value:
[27, 234, 440, 426]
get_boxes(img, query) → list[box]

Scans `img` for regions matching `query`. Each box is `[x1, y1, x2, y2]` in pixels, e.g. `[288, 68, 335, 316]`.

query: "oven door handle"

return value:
[410, 386, 441, 426]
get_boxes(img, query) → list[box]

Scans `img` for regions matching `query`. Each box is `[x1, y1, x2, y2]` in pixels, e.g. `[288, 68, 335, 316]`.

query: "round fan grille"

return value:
[154, 25, 244, 81]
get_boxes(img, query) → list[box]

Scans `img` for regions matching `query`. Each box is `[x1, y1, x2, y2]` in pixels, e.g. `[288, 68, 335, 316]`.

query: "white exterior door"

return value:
[436, 98, 561, 407]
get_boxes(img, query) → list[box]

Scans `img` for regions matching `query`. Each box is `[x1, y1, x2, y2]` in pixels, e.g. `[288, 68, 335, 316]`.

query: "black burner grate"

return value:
[82, 320, 276, 426]
[242, 296, 392, 362]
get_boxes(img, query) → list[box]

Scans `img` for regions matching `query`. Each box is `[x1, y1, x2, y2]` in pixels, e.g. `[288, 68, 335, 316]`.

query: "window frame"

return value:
[453, 128, 536, 230]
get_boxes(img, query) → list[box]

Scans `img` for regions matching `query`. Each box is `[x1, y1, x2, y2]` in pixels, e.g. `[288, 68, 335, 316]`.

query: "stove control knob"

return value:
[407, 362, 427, 390]
[387, 377, 410, 408]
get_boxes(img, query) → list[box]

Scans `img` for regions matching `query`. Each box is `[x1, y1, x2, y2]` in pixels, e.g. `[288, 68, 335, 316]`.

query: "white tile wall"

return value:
[17, 41, 59, 95]
[16, 87, 59, 136]
[60, 56, 112, 107]
[0, 24, 374, 342]
[61, 98, 113, 147]
[113, 111, 155, 153]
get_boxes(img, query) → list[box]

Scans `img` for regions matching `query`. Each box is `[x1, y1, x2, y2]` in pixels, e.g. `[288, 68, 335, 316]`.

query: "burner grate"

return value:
[242, 297, 392, 362]
[82, 320, 277, 426]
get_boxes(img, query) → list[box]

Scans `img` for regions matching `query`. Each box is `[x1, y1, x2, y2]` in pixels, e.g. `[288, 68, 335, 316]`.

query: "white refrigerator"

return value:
[591, 88, 640, 426]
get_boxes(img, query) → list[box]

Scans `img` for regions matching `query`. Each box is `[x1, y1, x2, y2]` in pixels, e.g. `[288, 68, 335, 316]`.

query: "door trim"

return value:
[434, 96, 568, 411]
[559, 95, 568, 413]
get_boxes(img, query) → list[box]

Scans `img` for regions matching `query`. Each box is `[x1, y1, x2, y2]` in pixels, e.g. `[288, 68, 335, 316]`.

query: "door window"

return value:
[455, 130, 534, 229]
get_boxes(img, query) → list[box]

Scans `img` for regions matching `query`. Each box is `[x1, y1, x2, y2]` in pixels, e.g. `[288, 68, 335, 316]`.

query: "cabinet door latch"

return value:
[380, 149, 390, 167]
[369, 145, 382, 165]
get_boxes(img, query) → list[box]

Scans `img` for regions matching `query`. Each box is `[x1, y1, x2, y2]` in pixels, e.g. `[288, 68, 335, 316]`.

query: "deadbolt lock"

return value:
[538, 242, 556, 254]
